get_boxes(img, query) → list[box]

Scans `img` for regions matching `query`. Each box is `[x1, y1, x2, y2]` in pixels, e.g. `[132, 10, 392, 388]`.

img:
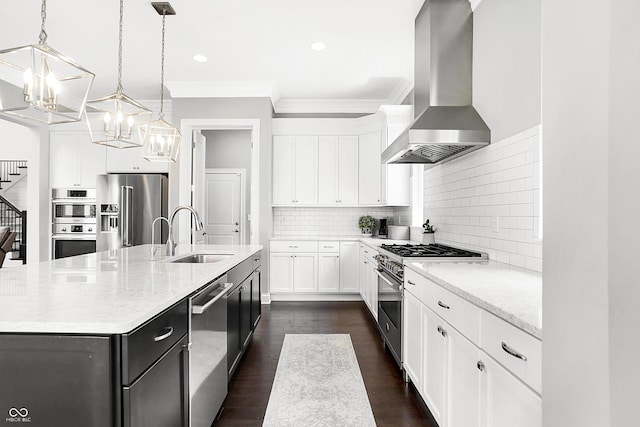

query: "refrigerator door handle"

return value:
[120, 186, 133, 247]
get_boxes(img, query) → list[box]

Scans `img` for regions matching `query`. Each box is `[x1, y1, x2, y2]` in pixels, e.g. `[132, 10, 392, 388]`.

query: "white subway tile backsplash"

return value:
[424, 126, 542, 272]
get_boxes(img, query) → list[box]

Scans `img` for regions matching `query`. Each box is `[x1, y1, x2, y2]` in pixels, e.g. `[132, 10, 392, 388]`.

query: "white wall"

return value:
[423, 126, 541, 270]
[0, 119, 48, 263]
[608, 2, 640, 425]
[273, 207, 396, 237]
[542, 0, 611, 425]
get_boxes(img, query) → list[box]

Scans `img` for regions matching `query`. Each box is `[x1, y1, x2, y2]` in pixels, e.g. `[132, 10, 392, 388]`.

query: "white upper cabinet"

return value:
[50, 131, 106, 188]
[318, 136, 358, 205]
[105, 145, 169, 174]
[272, 135, 318, 205]
[358, 131, 382, 205]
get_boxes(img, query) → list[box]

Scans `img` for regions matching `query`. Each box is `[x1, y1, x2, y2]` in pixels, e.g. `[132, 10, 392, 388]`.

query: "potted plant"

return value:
[358, 215, 376, 237]
[422, 219, 436, 244]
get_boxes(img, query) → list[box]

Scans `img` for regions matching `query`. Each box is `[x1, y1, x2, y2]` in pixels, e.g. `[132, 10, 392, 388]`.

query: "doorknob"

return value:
[235, 222, 239, 225]
[235, 229, 239, 233]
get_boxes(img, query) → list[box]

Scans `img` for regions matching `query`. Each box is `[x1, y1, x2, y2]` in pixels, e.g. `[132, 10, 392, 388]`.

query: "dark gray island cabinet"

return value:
[0, 244, 263, 427]
[1, 299, 190, 427]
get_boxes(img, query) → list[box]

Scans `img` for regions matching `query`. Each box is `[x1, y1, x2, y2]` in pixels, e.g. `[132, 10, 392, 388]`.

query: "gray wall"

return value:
[473, 0, 541, 142]
[202, 129, 252, 244]
[171, 97, 273, 294]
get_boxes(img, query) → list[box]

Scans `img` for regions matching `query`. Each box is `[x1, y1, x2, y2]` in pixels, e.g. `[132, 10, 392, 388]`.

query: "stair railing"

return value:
[0, 160, 28, 190]
[0, 195, 26, 264]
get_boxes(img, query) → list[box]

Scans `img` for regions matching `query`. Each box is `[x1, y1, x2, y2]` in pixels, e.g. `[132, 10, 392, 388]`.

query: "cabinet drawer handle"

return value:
[437, 325, 447, 337]
[501, 341, 528, 361]
[289, 245, 298, 248]
[154, 326, 174, 342]
[477, 361, 485, 372]
[407, 280, 416, 286]
[437, 300, 450, 310]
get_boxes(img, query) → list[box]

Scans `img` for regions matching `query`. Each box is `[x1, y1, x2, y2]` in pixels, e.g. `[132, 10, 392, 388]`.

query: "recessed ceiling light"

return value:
[193, 54, 208, 63]
[310, 42, 326, 51]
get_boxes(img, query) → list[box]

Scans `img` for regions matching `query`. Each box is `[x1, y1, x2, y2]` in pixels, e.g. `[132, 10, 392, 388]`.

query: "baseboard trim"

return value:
[270, 293, 363, 302]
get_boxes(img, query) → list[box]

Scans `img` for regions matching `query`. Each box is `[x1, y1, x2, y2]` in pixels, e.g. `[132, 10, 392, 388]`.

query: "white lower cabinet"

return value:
[422, 306, 447, 426]
[269, 240, 361, 296]
[318, 253, 340, 292]
[481, 351, 541, 427]
[358, 243, 378, 319]
[339, 242, 359, 292]
[403, 267, 541, 427]
[292, 254, 318, 292]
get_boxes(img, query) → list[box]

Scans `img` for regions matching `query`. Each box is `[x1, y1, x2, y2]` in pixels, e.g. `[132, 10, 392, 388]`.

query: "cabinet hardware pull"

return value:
[437, 300, 450, 310]
[408, 280, 416, 286]
[437, 325, 447, 337]
[386, 323, 390, 332]
[477, 361, 485, 372]
[154, 326, 174, 342]
[289, 245, 298, 248]
[501, 341, 528, 361]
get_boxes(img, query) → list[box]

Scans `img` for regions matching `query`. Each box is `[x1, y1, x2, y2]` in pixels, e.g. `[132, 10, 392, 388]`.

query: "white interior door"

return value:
[204, 171, 243, 244]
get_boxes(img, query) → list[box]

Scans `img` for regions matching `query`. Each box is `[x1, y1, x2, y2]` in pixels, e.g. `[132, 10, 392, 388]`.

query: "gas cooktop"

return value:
[379, 243, 485, 259]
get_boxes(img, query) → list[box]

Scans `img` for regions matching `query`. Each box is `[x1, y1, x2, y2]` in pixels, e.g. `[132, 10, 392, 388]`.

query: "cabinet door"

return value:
[240, 279, 252, 347]
[368, 264, 378, 320]
[339, 241, 359, 292]
[293, 253, 318, 292]
[294, 136, 318, 204]
[359, 257, 370, 307]
[269, 253, 294, 292]
[448, 326, 482, 427]
[226, 286, 241, 375]
[318, 253, 340, 292]
[422, 306, 447, 426]
[338, 136, 359, 204]
[272, 136, 295, 204]
[403, 291, 423, 391]
[79, 132, 106, 188]
[318, 136, 338, 204]
[105, 146, 168, 173]
[480, 352, 541, 427]
[50, 132, 81, 187]
[358, 131, 382, 204]
[251, 270, 261, 328]
[124, 336, 189, 427]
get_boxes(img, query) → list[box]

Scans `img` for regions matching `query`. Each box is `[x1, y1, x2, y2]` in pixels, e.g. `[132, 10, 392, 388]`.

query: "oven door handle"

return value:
[375, 269, 402, 292]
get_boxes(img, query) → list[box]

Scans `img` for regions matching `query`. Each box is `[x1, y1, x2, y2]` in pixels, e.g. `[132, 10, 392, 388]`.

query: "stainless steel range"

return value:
[375, 243, 487, 368]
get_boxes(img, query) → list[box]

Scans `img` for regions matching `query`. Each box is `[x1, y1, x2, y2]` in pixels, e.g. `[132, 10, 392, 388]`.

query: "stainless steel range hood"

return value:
[382, 0, 490, 165]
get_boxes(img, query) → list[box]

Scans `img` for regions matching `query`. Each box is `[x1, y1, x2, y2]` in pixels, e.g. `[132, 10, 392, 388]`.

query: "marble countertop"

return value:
[0, 244, 262, 334]
[269, 236, 414, 247]
[405, 260, 542, 339]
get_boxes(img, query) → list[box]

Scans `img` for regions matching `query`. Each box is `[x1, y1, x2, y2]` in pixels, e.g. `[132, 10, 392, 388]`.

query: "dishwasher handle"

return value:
[192, 275, 231, 315]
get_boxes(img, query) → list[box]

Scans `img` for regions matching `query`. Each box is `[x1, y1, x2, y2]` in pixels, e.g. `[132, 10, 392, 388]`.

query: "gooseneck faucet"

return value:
[150, 216, 170, 260]
[165, 205, 204, 256]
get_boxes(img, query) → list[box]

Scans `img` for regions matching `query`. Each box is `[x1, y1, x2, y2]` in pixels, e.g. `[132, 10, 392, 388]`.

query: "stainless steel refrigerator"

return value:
[96, 174, 168, 252]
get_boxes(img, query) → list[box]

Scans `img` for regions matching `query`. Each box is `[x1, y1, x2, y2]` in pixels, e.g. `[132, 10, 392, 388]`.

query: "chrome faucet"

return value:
[150, 216, 169, 260]
[165, 205, 204, 256]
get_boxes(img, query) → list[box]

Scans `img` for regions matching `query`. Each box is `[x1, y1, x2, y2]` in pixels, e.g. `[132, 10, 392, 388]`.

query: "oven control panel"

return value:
[53, 224, 95, 234]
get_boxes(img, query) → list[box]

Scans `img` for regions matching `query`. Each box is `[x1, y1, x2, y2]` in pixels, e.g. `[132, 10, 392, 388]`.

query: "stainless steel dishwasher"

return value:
[189, 274, 229, 427]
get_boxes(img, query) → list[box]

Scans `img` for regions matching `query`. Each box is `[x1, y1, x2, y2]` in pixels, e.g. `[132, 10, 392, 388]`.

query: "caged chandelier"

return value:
[85, 0, 151, 149]
[0, 0, 94, 124]
[139, 2, 181, 162]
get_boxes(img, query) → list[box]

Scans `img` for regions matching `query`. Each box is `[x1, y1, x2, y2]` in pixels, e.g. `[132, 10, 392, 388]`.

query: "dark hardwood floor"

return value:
[216, 301, 437, 427]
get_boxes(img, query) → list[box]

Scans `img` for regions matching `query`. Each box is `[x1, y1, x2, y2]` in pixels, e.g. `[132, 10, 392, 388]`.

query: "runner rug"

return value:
[262, 334, 377, 426]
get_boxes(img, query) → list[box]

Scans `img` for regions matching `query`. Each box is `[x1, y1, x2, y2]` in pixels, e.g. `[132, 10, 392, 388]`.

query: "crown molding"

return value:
[165, 81, 280, 105]
[274, 98, 389, 114]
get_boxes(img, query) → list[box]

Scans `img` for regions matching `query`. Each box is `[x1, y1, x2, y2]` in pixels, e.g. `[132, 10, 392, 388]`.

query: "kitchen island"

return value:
[0, 244, 262, 427]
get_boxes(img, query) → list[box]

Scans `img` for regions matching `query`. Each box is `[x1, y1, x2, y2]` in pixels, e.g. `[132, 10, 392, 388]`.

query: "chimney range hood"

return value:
[382, 0, 490, 165]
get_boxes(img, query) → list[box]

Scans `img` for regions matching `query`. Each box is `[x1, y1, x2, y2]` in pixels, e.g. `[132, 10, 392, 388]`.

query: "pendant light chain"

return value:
[39, 0, 48, 44]
[159, 8, 166, 118]
[116, 0, 124, 94]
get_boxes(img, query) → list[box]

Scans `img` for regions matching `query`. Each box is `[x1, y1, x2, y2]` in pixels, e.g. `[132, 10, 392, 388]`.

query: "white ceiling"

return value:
[0, 0, 424, 110]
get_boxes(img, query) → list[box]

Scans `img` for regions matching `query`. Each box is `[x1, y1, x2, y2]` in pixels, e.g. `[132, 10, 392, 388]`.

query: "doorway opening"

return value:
[180, 119, 260, 246]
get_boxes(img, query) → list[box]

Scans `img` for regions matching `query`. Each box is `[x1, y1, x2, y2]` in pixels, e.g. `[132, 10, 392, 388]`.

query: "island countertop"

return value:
[0, 244, 262, 335]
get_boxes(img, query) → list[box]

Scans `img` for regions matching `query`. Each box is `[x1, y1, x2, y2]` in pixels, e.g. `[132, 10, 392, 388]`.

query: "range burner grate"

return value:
[380, 243, 483, 258]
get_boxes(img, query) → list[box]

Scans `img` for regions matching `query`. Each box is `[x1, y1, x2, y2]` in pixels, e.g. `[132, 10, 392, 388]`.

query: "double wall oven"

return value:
[375, 243, 487, 368]
[51, 189, 97, 259]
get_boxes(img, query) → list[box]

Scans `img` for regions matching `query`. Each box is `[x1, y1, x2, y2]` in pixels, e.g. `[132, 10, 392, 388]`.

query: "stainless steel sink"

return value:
[170, 254, 233, 264]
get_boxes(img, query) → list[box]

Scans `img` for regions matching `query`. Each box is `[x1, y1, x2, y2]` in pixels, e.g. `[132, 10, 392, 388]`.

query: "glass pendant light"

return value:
[85, 0, 151, 149]
[139, 2, 181, 162]
[0, 0, 94, 124]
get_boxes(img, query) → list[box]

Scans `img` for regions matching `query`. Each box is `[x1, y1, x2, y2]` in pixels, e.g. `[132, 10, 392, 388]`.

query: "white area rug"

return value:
[263, 334, 377, 427]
